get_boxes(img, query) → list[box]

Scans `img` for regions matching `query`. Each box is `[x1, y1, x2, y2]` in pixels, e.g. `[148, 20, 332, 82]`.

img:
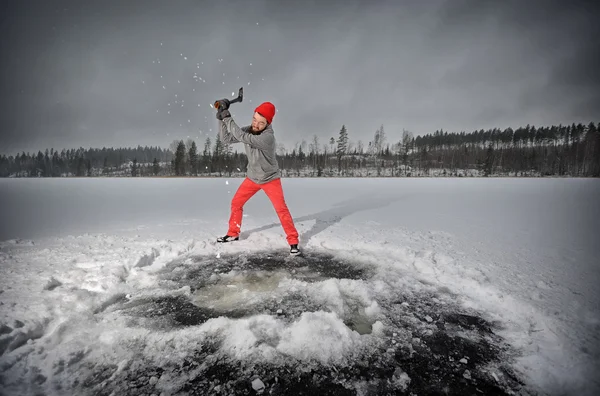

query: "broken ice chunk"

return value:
[252, 378, 265, 393]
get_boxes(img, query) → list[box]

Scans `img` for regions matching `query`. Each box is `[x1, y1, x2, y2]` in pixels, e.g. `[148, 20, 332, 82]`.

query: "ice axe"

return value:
[214, 87, 243, 109]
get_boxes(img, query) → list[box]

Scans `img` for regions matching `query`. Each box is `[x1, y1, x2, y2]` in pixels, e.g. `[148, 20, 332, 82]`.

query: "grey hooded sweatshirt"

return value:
[219, 116, 280, 184]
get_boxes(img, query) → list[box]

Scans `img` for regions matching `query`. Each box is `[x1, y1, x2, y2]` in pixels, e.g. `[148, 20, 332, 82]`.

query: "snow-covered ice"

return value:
[0, 178, 598, 396]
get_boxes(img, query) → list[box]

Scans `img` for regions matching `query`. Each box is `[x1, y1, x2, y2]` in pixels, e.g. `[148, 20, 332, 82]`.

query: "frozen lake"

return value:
[1, 177, 599, 395]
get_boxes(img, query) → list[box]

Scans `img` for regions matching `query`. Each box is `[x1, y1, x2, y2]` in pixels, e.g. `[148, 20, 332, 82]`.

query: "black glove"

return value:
[215, 99, 230, 110]
[216, 109, 231, 120]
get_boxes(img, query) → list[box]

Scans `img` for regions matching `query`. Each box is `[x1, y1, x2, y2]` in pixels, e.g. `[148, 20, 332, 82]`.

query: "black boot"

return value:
[290, 244, 300, 256]
[217, 235, 239, 243]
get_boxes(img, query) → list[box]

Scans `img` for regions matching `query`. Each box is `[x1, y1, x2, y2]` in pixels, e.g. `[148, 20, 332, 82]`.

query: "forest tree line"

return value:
[1, 121, 599, 178]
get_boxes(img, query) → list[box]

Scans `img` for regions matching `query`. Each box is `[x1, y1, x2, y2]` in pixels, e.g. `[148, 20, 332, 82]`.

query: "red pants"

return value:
[227, 177, 299, 245]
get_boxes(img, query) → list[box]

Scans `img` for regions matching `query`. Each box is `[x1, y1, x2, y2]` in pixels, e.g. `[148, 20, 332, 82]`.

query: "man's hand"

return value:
[215, 98, 230, 110]
[216, 109, 231, 120]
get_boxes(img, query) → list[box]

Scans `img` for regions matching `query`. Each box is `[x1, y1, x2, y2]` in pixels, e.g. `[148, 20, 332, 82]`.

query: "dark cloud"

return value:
[1, 0, 598, 155]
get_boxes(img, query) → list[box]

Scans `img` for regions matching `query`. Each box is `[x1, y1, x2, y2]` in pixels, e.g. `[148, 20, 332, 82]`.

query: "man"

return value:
[214, 99, 300, 256]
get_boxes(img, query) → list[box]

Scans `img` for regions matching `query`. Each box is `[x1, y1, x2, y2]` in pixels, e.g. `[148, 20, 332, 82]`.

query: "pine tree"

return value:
[188, 141, 199, 176]
[336, 125, 349, 173]
[375, 125, 386, 155]
[213, 134, 224, 175]
[153, 158, 160, 176]
[36, 151, 44, 177]
[174, 140, 187, 176]
[44, 149, 51, 177]
[202, 137, 212, 173]
[587, 121, 600, 177]
[132, 158, 138, 177]
[484, 143, 494, 176]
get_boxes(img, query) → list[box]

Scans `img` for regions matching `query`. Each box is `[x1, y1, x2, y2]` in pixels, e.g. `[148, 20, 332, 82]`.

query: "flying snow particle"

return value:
[222, 82, 225, 84]
[160, 42, 163, 46]
[160, 75, 163, 78]
[168, 103, 171, 106]
[193, 88, 196, 92]
[167, 110, 171, 114]
[209, 103, 214, 108]
[162, 86, 166, 89]
[198, 104, 200, 107]
[178, 80, 180, 84]
[250, 63, 252, 66]
[225, 180, 229, 185]
[188, 119, 191, 123]
[184, 57, 187, 60]
[248, 82, 251, 85]
[223, 73, 225, 76]
[142, 80, 145, 84]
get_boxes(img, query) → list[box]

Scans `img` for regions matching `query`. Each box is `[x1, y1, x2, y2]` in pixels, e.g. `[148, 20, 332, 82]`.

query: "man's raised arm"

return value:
[218, 119, 240, 144]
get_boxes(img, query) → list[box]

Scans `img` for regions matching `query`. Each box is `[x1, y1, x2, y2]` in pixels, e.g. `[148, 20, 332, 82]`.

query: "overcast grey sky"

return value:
[1, 0, 598, 155]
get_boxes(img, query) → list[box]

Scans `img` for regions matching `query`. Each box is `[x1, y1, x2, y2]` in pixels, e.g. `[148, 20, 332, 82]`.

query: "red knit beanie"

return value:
[254, 102, 276, 124]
